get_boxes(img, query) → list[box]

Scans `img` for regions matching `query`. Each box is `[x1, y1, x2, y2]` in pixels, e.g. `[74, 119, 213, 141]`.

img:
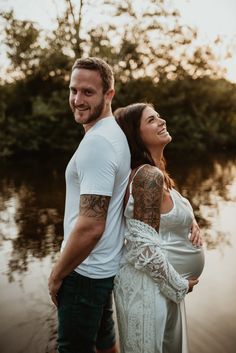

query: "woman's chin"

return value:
[163, 134, 172, 146]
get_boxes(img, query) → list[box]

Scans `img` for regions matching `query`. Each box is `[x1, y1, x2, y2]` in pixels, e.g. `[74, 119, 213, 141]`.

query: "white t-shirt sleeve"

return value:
[75, 134, 118, 196]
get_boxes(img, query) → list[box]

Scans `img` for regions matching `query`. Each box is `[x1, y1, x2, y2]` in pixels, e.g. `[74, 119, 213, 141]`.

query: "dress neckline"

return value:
[160, 189, 176, 217]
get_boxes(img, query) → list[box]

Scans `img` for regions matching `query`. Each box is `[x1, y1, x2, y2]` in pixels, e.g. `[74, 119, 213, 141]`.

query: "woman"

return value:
[113, 103, 204, 353]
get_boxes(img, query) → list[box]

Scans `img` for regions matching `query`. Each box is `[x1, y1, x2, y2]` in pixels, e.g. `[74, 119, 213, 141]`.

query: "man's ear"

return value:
[105, 88, 115, 104]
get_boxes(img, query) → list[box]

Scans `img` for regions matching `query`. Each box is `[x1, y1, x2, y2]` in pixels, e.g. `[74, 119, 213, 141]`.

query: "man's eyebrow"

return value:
[69, 85, 95, 91]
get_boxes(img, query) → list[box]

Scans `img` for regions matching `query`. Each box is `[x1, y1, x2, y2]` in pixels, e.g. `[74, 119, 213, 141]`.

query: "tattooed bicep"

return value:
[79, 194, 110, 220]
[132, 165, 164, 232]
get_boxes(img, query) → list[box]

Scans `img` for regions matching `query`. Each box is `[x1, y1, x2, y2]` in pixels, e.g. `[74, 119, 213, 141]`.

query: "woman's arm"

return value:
[132, 164, 163, 232]
[127, 165, 198, 303]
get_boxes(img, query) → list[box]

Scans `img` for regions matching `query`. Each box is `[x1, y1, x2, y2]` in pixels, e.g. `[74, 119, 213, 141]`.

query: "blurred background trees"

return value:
[0, 0, 235, 157]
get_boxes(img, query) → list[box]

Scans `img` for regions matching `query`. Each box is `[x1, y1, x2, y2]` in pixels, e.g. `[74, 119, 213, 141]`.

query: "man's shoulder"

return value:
[76, 133, 117, 167]
[90, 117, 122, 136]
[84, 118, 126, 147]
[81, 131, 115, 149]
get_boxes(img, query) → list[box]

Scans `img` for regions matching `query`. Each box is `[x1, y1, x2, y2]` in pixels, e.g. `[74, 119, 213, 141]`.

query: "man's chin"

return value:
[74, 116, 82, 124]
[74, 112, 88, 124]
[74, 113, 101, 126]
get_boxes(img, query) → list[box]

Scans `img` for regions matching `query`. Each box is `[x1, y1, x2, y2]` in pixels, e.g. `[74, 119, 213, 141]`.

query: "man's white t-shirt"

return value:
[61, 116, 131, 278]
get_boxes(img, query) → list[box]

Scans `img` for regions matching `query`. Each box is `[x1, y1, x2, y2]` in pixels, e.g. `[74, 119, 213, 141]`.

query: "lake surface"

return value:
[0, 153, 236, 353]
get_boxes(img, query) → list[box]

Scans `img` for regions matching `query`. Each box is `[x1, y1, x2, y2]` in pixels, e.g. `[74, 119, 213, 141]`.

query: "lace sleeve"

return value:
[125, 219, 188, 303]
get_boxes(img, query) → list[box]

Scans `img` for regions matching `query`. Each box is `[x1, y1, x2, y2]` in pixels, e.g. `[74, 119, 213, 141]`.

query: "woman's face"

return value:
[139, 106, 172, 150]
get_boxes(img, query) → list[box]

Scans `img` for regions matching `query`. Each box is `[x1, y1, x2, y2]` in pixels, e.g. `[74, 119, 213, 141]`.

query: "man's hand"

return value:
[189, 219, 203, 246]
[188, 278, 199, 293]
[48, 270, 62, 307]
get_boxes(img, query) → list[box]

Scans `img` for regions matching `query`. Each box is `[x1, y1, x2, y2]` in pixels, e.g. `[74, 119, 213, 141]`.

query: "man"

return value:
[48, 57, 130, 353]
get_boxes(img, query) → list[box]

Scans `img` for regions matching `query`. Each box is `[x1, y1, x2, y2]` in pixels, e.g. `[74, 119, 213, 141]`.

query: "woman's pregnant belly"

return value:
[164, 242, 205, 279]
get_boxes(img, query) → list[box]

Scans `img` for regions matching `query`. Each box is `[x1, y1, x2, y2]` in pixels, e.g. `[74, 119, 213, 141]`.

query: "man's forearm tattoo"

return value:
[80, 195, 110, 220]
[133, 167, 163, 232]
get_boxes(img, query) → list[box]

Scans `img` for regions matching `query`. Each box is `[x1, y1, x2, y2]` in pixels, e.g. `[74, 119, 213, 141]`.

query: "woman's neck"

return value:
[149, 144, 164, 167]
[151, 151, 163, 168]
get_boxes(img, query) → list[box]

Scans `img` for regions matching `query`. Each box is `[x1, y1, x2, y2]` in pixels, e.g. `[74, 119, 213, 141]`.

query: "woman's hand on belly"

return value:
[189, 219, 203, 247]
[187, 277, 199, 293]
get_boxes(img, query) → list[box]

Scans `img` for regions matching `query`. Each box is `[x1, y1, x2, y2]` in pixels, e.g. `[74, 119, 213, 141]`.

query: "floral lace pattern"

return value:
[124, 218, 188, 303]
[114, 218, 189, 353]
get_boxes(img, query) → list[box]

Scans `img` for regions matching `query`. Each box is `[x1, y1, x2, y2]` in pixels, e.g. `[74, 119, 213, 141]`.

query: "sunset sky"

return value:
[1, 0, 236, 82]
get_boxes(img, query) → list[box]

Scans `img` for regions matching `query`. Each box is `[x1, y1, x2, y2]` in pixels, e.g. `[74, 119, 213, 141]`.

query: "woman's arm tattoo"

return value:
[133, 166, 164, 232]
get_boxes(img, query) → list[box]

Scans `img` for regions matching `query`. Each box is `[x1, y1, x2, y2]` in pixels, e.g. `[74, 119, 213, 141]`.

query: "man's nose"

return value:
[74, 93, 83, 105]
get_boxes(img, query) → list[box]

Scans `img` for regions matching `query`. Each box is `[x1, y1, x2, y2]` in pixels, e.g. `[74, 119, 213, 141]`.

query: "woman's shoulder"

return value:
[132, 164, 164, 186]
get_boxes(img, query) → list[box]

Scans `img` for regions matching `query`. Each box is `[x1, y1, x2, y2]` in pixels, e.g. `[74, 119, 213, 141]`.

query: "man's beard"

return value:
[83, 97, 105, 125]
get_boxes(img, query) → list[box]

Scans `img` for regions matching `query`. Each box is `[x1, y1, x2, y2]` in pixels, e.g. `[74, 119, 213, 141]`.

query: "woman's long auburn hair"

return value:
[114, 103, 174, 190]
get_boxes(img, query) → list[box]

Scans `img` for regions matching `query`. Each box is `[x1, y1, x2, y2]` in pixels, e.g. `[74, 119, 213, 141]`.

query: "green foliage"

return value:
[154, 77, 236, 152]
[0, 80, 82, 156]
[0, 0, 235, 157]
[0, 10, 42, 78]
[114, 76, 236, 153]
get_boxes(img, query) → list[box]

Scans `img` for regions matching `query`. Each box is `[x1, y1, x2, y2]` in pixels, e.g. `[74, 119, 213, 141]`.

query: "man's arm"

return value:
[48, 194, 110, 306]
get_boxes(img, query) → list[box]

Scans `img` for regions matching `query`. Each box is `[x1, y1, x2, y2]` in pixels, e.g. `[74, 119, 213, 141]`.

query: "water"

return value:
[0, 153, 235, 353]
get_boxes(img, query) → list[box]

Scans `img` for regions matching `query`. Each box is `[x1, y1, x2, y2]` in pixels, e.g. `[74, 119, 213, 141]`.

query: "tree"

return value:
[85, 0, 223, 82]
[1, 0, 225, 83]
[0, 10, 42, 79]
[0, 0, 235, 157]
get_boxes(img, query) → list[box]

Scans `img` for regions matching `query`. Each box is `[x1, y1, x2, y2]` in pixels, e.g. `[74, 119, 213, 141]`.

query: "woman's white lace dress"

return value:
[114, 185, 205, 353]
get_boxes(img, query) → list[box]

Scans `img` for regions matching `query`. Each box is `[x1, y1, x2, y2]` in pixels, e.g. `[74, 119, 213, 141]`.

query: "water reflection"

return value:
[0, 157, 66, 282]
[0, 153, 235, 353]
[168, 153, 236, 250]
[0, 154, 235, 281]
